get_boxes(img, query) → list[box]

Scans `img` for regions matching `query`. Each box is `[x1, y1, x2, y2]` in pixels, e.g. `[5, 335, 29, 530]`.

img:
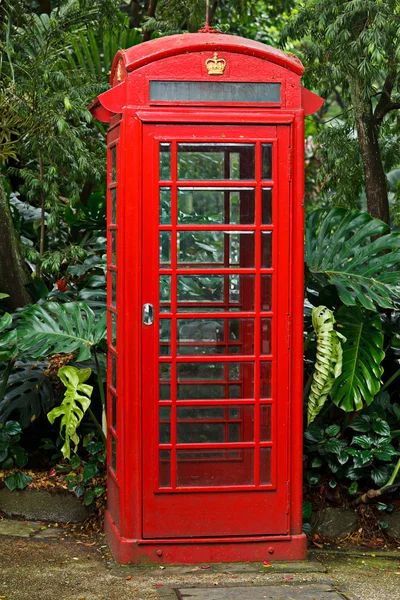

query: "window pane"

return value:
[260, 362, 272, 398]
[150, 81, 281, 104]
[111, 146, 117, 182]
[260, 405, 272, 442]
[177, 318, 254, 355]
[262, 188, 272, 224]
[111, 271, 117, 307]
[261, 275, 272, 311]
[178, 231, 255, 268]
[159, 319, 171, 356]
[160, 231, 171, 266]
[111, 188, 117, 224]
[260, 447, 272, 484]
[261, 232, 272, 268]
[111, 392, 117, 430]
[159, 143, 171, 180]
[111, 230, 117, 265]
[111, 353, 117, 390]
[177, 362, 254, 400]
[176, 406, 253, 444]
[160, 187, 171, 224]
[177, 143, 255, 180]
[177, 449, 254, 487]
[159, 407, 170, 443]
[111, 436, 117, 473]
[177, 188, 255, 224]
[159, 363, 171, 380]
[177, 274, 254, 311]
[160, 275, 171, 313]
[261, 318, 272, 355]
[262, 144, 272, 180]
[159, 450, 171, 488]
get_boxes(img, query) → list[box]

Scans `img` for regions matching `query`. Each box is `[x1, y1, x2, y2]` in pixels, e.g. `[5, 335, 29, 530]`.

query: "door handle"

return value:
[142, 303, 154, 325]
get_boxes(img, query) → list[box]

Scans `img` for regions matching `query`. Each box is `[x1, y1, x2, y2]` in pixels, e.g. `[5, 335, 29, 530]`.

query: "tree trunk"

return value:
[349, 76, 390, 225]
[0, 179, 32, 310]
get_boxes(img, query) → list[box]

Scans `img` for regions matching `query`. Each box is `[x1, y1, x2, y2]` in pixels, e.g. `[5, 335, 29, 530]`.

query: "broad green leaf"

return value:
[371, 465, 390, 487]
[17, 302, 106, 361]
[326, 425, 341, 437]
[307, 306, 346, 424]
[348, 414, 371, 432]
[372, 419, 391, 437]
[4, 421, 21, 435]
[47, 366, 93, 459]
[331, 307, 384, 411]
[302, 501, 312, 519]
[348, 482, 358, 495]
[83, 462, 98, 483]
[4, 474, 17, 492]
[305, 207, 400, 310]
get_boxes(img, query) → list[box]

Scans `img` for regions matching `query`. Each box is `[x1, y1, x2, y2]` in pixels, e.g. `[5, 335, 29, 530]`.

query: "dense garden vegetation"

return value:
[0, 0, 399, 529]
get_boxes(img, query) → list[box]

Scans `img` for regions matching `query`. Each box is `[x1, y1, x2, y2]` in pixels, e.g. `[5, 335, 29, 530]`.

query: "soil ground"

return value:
[1, 519, 400, 600]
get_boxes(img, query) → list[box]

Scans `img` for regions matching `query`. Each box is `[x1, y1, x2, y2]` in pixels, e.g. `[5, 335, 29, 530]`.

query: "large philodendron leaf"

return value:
[308, 306, 346, 425]
[331, 306, 385, 412]
[305, 207, 400, 310]
[16, 302, 106, 361]
[48, 366, 93, 459]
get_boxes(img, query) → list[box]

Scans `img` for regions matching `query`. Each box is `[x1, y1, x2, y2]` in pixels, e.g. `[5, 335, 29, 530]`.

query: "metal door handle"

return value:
[142, 303, 154, 325]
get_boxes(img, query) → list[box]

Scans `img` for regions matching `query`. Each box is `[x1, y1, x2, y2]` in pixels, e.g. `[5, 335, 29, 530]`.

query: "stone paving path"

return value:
[1, 518, 400, 600]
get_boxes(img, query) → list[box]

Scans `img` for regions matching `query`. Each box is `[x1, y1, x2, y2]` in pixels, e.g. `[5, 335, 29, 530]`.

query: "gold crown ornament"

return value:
[206, 53, 226, 76]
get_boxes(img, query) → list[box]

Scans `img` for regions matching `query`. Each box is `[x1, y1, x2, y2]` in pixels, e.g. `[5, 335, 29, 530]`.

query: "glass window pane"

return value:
[111, 392, 117, 430]
[159, 319, 171, 356]
[177, 274, 254, 311]
[177, 318, 254, 355]
[111, 353, 117, 390]
[177, 188, 255, 225]
[159, 363, 171, 380]
[111, 146, 117, 182]
[160, 187, 171, 224]
[262, 188, 272, 224]
[262, 144, 272, 180]
[177, 362, 254, 400]
[177, 449, 254, 487]
[160, 275, 171, 313]
[111, 271, 117, 307]
[261, 232, 272, 268]
[159, 383, 170, 400]
[260, 405, 272, 442]
[159, 450, 171, 488]
[177, 143, 255, 180]
[150, 81, 281, 104]
[178, 231, 255, 268]
[159, 143, 171, 180]
[111, 230, 117, 265]
[111, 436, 117, 473]
[159, 407, 170, 443]
[176, 406, 253, 444]
[111, 188, 117, 224]
[261, 275, 272, 311]
[160, 231, 171, 266]
[260, 447, 272, 485]
[260, 362, 272, 398]
[111, 312, 117, 347]
[261, 318, 272, 355]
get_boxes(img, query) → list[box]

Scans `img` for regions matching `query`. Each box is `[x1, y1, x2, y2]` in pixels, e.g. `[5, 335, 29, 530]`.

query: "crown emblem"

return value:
[205, 53, 226, 76]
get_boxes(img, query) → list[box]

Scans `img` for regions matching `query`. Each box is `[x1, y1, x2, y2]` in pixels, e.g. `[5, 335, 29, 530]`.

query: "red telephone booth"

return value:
[90, 32, 323, 564]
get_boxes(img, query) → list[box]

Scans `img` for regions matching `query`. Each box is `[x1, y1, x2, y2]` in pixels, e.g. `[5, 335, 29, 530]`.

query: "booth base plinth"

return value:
[105, 511, 307, 564]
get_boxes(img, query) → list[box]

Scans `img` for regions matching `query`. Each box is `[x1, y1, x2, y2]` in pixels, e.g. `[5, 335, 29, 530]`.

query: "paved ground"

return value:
[0, 518, 400, 600]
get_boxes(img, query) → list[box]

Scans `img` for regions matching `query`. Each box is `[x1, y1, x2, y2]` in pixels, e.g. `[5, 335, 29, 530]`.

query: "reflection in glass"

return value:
[261, 232, 272, 268]
[159, 319, 171, 356]
[111, 188, 117, 224]
[111, 230, 117, 265]
[159, 363, 171, 380]
[159, 407, 170, 443]
[160, 143, 171, 180]
[177, 274, 254, 311]
[111, 146, 117, 182]
[176, 318, 254, 355]
[111, 271, 117, 307]
[260, 447, 272, 484]
[111, 436, 117, 473]
[177, 188, 255, 225]
[160, 231, 171, 266]
[177, 449, 254, 487]
[112, 393, 117, 430]
[160, 275, 171, 312]
[159, 383, 170, 400]
[160, 187, 171, 224]
[111, 353, 117, 389]
[159, 450, 171, 488]
[260, 362, 272, 398]
[261, 318, 272, 355]
[262, 144, 272, 180]
[177, 143, 255, 180]
[178, 231, 255, 268]
[261, 275, 272, 311]
[260, 405, 272, 441]
[177, 362, 254, 400]
[262, 188, 272, 224]
[111, 312, 117, 347]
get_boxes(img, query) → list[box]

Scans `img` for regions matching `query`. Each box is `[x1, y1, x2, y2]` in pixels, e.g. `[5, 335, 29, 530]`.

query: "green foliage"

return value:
[0, 420, 32, 491]
[65, 433, 106, 506]
[332, 307, 385, 412]
[306, 207, 400, 310]
[308, 306, 345, 425]
[17, 302, 106, 362]
[48, 366, 93, 459]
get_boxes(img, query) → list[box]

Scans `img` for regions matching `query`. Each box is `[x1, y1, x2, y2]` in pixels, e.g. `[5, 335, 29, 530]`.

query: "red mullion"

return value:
[170, 140, 178, 491]
[254, 140, 262, 487]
